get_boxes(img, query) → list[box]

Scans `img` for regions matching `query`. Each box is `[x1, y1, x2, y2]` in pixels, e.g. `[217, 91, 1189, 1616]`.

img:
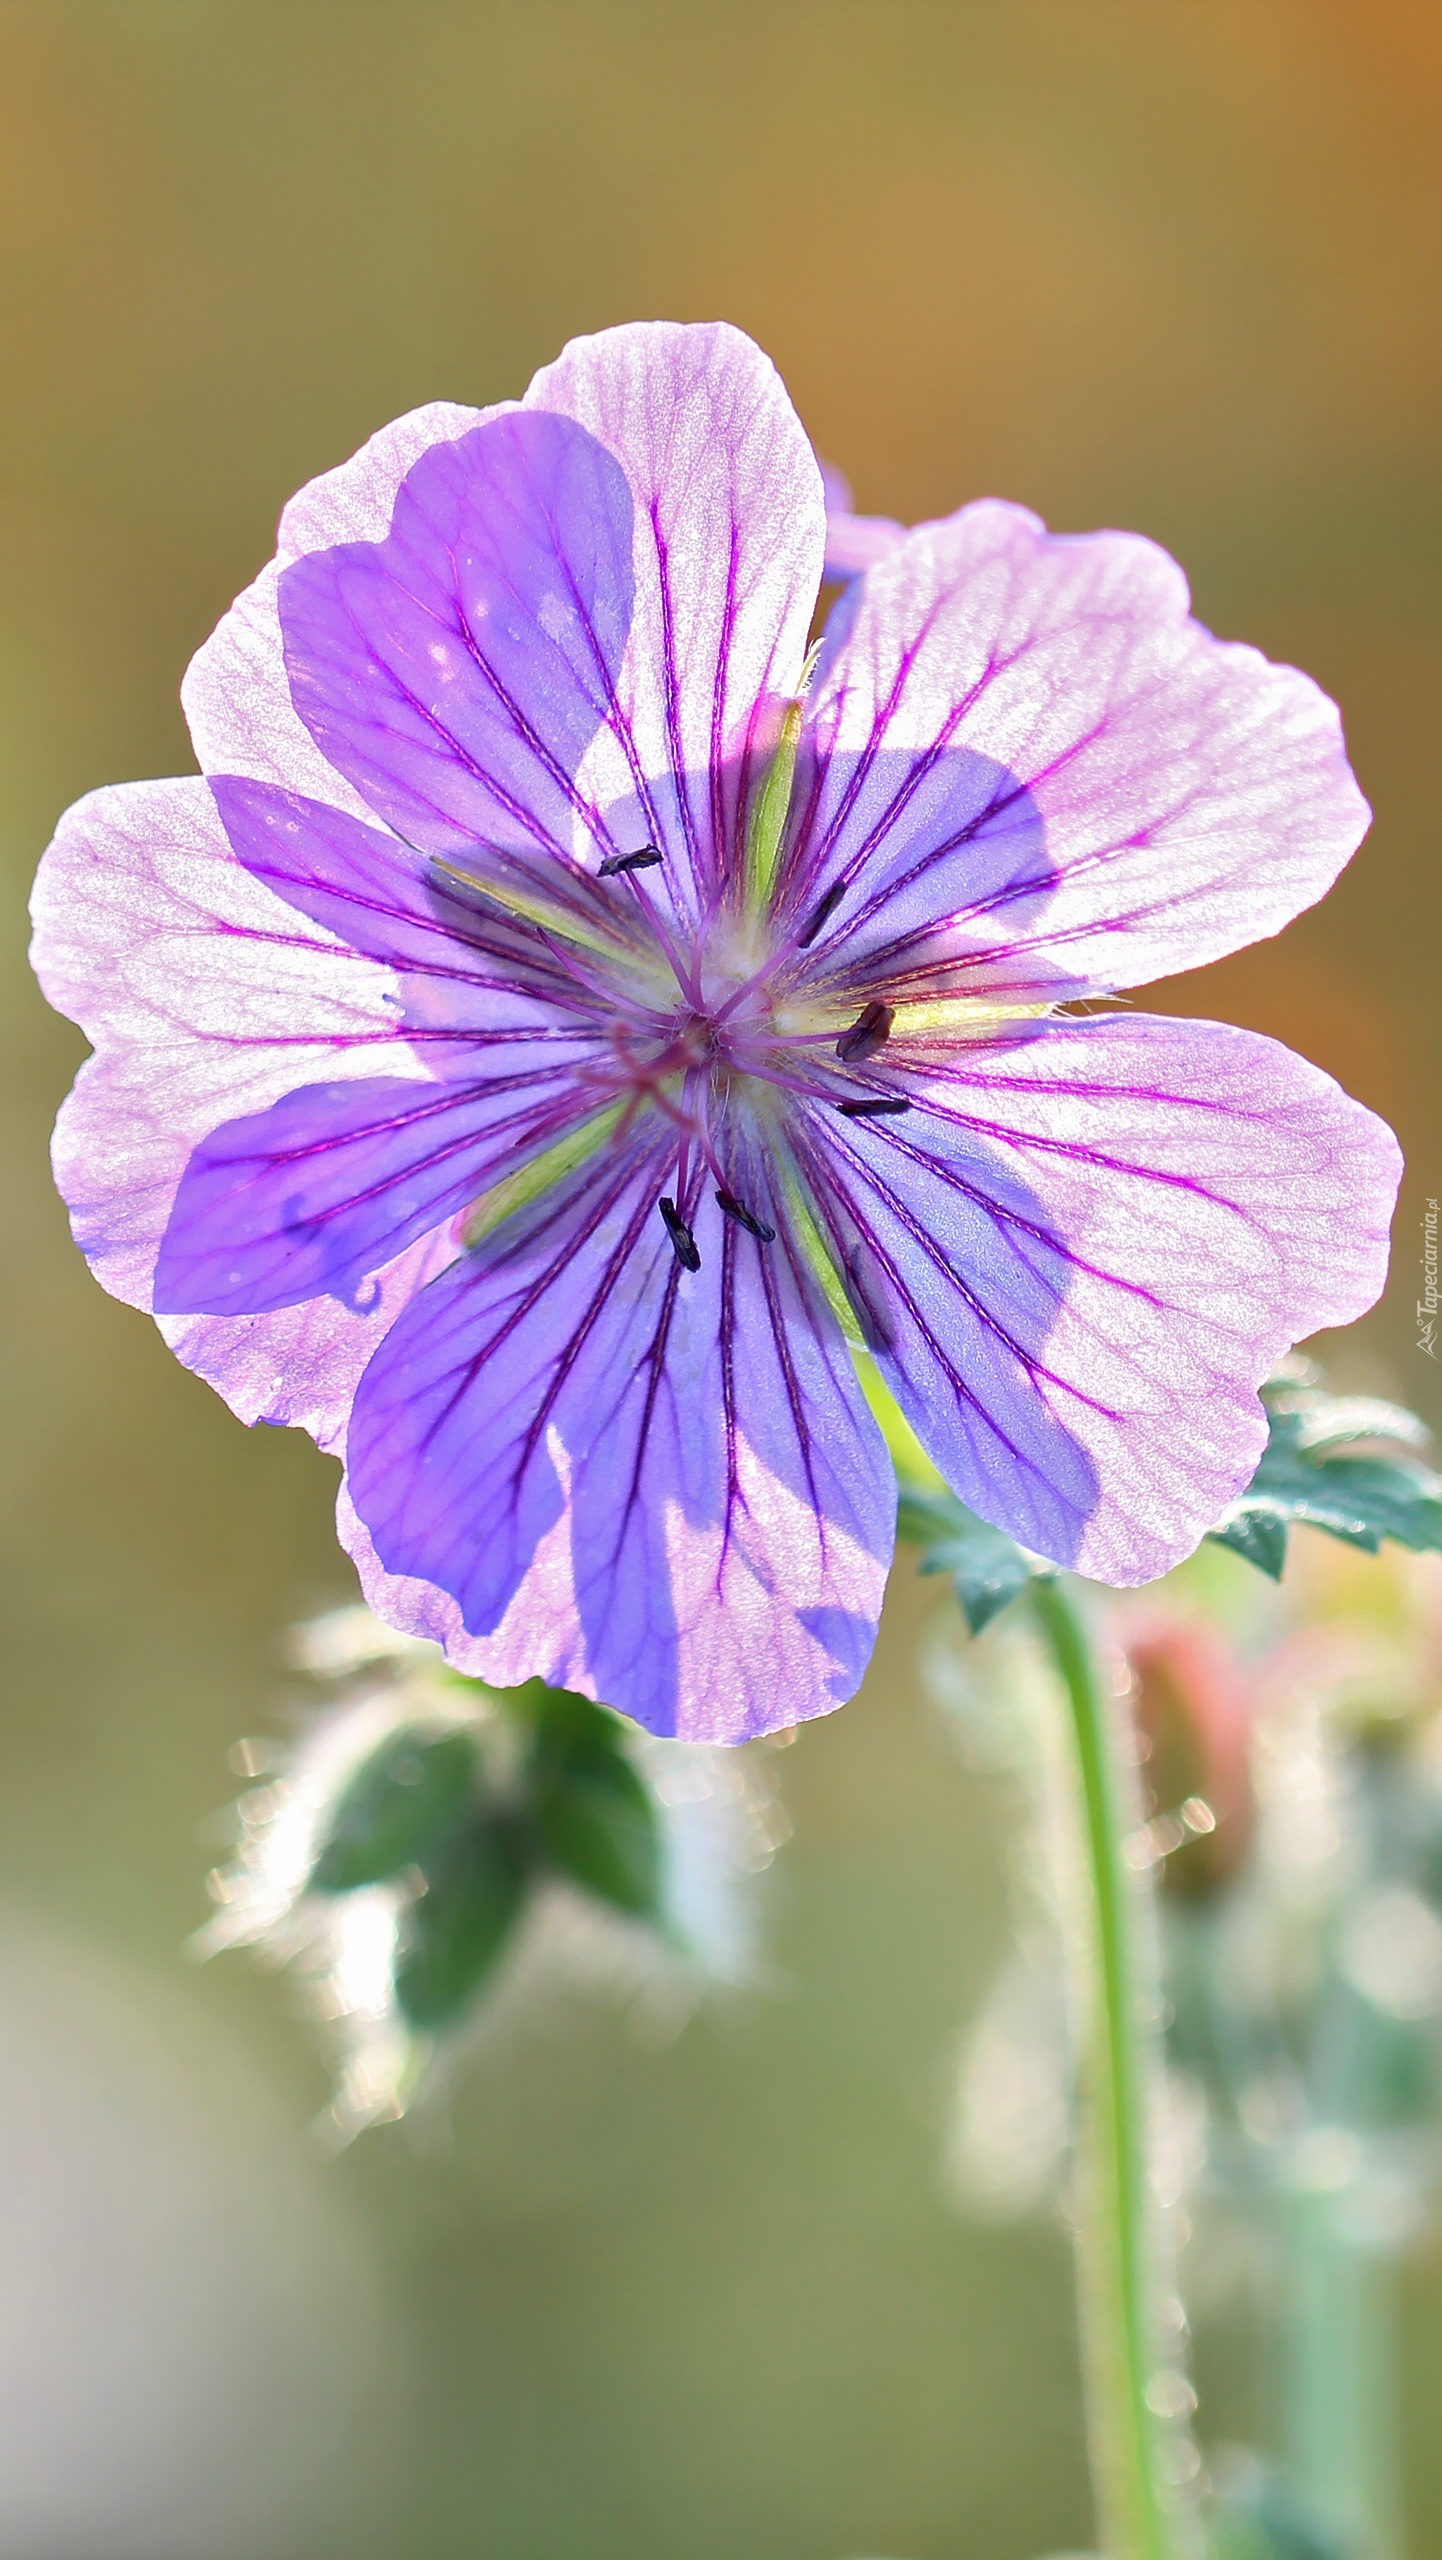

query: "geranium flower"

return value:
[31, 321, 1399, 1741]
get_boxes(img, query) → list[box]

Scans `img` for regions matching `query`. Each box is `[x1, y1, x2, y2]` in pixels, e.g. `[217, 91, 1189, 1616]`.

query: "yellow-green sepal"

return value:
[462, 1101, 627, 1249]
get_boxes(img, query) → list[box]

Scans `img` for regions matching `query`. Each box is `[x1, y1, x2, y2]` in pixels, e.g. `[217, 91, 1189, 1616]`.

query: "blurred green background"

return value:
[2, 4, 1440, 2554]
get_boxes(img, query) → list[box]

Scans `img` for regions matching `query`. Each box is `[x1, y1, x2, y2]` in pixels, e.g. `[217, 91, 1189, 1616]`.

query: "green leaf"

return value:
[1208, 1386, 1442, 1580]
[895, 1484, 1050, 1633]
[534, 1752, 662, 1917]
[393, 1815, 529, 2028]
[527, 1691, 663, 1918]
[487, 1673, 585, 1726]
[1210, 1505, 1289, 1580]
[310, 1726, 479, 1893]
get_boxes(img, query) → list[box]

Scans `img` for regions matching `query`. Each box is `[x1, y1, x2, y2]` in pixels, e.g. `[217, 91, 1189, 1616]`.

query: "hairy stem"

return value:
[1031, 1576, 1190, 2560]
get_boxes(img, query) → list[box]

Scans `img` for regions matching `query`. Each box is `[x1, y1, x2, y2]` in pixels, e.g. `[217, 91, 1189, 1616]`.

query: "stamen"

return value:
[836, 1000, 894, 1063]
[658, 1196, 701, 1270]
[838, 1096, 912, 1118]
[599, 844, 663, 877]
[798, 879, 846, 947]
[715, 1189, 776, 1243]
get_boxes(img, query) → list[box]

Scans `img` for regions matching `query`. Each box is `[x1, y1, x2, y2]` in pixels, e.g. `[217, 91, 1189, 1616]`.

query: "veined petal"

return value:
[782, 739, 1056, 1011]
[29, 775, 443, 1443]
[341, 1153, 894, 1739]
[209, 774, 654, 1044]
[165, 1230, 457, 1452]
[182, 402, 494, 821]
[793, 501, 1370, 994]
[154, 1072, 587, 1316]
[795, 1012, 1400, 1585]
[278, 407, 640, 870]
[524, 321, 827, 916]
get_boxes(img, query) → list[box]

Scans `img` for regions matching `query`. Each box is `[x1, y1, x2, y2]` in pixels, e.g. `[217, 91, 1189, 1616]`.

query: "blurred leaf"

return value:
[1288, 1393, 1433, 1456]
[1209, 2464, 1350, 2560]
[529, 1690, 662, 1918]
[487, 1672, 577, 1724]
[896, 1484, 1051, 1633]
[534, 1751, 662, 1917]
[528, 1687, 631, 1757]
[1208, 1389, 1442, 1580]
[394, 1815, 528, 2028]
[311, 1725, 479, 1893]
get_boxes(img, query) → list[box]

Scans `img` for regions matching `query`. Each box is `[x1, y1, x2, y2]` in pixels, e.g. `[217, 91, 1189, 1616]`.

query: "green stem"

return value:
[1030, 1576, 1185, 2560]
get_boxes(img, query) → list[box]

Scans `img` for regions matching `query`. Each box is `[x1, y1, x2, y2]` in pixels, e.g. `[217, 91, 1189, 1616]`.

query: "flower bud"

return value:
[195, 1606, 782, 2136]
[1125, 1617, 1256, 1896]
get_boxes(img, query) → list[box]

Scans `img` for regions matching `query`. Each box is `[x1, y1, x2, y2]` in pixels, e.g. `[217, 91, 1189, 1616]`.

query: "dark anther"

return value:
[599, 844, 663, 877]
[797, 879, 847, 947]
[715, 1189, 776, 1243]
[836, 1000, 894, 1064]
[658, 1196, 701, 1270]
[838, 1095, 912, 1118]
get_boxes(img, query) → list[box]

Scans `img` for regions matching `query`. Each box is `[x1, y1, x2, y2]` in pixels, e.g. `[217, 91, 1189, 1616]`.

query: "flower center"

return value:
[659, 1010, 720, 1075]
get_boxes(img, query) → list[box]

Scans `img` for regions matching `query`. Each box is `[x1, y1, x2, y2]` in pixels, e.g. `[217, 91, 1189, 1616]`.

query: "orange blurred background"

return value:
[1, 6, 1439, 2556]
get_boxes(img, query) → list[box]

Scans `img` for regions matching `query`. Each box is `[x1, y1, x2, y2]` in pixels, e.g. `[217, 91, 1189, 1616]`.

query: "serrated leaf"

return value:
[393, 1815, 528, 2028]
[895, 1484, 1049, 1633]
[1290, 1394, 1433, 1456]
[1208, 1391, 1442, 1581]
[1208, 1506, 1289, 1580]
[310, 1725, 478, 1893]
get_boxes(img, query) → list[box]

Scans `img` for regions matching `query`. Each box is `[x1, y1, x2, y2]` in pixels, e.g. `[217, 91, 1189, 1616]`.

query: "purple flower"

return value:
[31, 322, 1400, 1742]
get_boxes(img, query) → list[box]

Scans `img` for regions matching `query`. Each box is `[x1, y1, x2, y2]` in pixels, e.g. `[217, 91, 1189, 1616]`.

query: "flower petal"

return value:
[341, 1154, 894, 1739]
[823, 512, 909, 579]
[199, 327, 825, 946]
[165, 1227, 457, 1451]
[796, 1011, 1400, 1584]
[819, 460, 907, 581]
[794, 500, 1370, 994]
[208, 773, 642, 1056]
[277, 406, 646, 876]
[182, 402, 492, 822]
[29, 775, 445, 1443]
[154, 1075, 528, 1316]
[523, 321, 827, 913]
